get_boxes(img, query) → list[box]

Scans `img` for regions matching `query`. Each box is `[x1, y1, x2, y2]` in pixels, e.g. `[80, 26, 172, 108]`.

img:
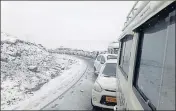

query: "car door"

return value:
[97, 56, 105, 73]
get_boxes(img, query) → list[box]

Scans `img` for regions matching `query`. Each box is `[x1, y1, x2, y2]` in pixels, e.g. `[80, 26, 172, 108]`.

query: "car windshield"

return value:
[102, 63, 117, 77]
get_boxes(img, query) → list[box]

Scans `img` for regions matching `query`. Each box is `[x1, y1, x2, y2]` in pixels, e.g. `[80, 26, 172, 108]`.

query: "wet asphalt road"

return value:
[42, 56, 98, 110]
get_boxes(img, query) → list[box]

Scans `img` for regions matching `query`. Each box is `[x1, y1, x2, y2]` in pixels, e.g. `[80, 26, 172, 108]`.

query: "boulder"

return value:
[28, 66, 38, 72]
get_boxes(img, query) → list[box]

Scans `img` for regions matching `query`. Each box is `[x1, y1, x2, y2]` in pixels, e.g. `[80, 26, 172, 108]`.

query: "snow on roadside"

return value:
[6, 57, 87, 110]
[1, 32, 79, 110]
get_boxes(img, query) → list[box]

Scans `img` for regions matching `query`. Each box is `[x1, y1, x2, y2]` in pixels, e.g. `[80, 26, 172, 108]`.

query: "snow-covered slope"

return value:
[49, 48, 107, 59]
[1, 32, 78, 109]
[1, 32, 18, 43]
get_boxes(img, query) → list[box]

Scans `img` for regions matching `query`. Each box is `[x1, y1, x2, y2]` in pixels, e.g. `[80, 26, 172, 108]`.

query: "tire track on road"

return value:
[40, 63, 88, 110]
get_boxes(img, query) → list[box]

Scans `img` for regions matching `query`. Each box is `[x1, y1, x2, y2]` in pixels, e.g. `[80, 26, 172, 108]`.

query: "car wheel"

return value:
[94, 67, 96, 73]
[91, 99, 99, 111]
[91, 98, 94, 106]
[92, 106, 101, 111]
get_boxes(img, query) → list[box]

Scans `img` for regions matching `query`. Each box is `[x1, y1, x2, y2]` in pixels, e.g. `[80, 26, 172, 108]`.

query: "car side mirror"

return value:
[95, 71, 99, 74]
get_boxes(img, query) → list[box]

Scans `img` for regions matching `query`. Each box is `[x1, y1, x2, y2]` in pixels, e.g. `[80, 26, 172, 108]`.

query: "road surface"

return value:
[42, 56, 99, 110]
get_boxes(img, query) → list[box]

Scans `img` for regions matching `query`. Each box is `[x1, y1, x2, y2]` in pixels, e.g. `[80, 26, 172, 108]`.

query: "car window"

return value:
[107, 55, 117, 60]
[119, 35, 133, 77]
[101, 56, 106, 64]
[102, 63, 117, 77]
[97, 55, 101, 61]
[114, 48, 118, 54]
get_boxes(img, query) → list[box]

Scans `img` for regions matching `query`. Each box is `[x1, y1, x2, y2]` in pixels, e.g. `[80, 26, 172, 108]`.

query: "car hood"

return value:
[96, 76, 116, 91]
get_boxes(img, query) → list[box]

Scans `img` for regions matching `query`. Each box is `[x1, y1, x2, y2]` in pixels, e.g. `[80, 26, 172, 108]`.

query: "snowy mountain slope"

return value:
[49, 47, 107, 59]
[6, 57, 86, 110]
[1, 32, 79, 109]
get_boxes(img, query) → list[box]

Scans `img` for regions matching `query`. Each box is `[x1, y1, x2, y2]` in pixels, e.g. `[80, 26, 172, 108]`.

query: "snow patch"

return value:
[1, 32, 18, 43]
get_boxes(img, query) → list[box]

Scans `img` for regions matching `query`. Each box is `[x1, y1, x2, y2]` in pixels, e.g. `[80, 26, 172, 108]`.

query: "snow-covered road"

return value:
[42, 56, 97, 110]
[42, 56, 113, 111]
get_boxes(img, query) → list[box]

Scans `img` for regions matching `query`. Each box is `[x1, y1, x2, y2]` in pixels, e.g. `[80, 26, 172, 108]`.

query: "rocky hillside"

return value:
[1, 32, 77, 109]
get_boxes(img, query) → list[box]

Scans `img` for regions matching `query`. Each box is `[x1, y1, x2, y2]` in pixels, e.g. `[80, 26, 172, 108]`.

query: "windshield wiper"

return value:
[102, 74, 116, 77]
[103, 75, 111, 77]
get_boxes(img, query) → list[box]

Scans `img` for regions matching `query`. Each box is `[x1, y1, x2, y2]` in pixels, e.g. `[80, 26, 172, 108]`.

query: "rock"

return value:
[1, 57, 8, 62]
[28, 66, 38, 72]
[28, 91, 33, 94]
[15, 52, 21, 57]
[80, 90, 84, 92]
[52, 67, 60, 70]
[51, 73, 57, 79]
[61, 67, 65, 70]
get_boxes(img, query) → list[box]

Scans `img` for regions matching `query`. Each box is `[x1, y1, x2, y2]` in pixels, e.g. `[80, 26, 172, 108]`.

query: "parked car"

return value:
[92, 59, 121, 110]
[93, 54, 117, 75]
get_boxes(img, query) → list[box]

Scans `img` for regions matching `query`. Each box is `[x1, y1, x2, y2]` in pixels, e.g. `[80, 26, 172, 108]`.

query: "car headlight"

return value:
[93, 82, 102, 92]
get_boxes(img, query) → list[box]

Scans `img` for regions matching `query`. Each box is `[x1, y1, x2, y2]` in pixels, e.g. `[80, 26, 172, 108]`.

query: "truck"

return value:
[108, 41, 119, 54]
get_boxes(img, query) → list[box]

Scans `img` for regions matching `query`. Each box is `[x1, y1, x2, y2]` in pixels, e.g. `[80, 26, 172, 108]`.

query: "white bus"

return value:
[108, 42, 119, 54]
[115, 1, 175, 110]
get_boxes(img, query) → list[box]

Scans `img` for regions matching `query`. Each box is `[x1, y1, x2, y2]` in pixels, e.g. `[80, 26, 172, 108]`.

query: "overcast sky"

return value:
[1, 1, 135, 51]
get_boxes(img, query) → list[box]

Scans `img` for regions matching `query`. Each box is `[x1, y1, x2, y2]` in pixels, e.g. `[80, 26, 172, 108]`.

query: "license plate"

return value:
[105, 96, 117, 103]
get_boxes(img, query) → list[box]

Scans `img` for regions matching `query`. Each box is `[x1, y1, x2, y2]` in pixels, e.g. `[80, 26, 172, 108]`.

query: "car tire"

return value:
[91, 99, 99, 111]
[94, 67, 96, 74]
[91, 98, 94, 106]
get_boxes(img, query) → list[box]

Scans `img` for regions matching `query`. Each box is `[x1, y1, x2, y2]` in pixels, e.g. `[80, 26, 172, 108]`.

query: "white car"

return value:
[92, 60, 121, 110]
[94, 54, 117, 75]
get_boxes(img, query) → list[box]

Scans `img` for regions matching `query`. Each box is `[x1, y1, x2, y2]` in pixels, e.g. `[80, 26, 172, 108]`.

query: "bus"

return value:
[108, 41, 119, 54]
[114, 1, 175, 110]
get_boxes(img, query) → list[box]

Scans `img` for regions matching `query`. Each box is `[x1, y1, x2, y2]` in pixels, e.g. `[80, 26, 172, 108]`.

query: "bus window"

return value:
[134, 4, 175, 110]
[119, 35, 133, 77]
[158, 10, 175, 110]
